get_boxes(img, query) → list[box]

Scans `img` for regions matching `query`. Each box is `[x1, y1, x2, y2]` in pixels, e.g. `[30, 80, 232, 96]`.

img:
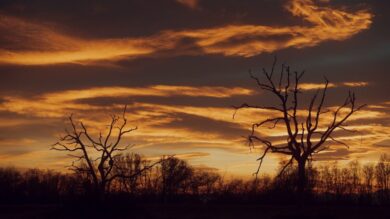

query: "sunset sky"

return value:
[0, 0, 389, 178]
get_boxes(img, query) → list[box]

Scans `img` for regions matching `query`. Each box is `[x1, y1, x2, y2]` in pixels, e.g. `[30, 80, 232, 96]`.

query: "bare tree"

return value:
[348, 160, 361, 193]
[190, 169, 221, 196]
[112, 153, 154, 194]
[375, 154, 390, 191]
[52, 106, 159, 201]
[362, 163, 375, 192]
[234, 58, 365, 194]
[160, 157, 193, 200]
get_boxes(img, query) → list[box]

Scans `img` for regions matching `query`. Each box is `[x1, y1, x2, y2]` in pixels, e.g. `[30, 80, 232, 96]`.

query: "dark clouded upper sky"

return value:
[0, 0, 389, 177]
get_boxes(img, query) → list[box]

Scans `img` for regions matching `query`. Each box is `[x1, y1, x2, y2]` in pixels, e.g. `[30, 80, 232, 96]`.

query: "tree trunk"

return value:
[297, 159, 307, 194]
[96, 182, 106, 203]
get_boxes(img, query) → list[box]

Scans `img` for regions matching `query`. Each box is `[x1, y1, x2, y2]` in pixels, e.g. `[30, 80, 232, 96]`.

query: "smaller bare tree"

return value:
[52, 106, 160, 201]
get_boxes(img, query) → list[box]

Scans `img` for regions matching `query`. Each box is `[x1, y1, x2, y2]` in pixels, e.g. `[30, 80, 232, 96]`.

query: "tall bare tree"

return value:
[234, 59, 365, 194]
[52, 106, 159, 200]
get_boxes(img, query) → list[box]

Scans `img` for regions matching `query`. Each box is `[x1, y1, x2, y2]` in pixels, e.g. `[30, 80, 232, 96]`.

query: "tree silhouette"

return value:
[112, 153, 154, 194]
[234, 58, 365, 195]
[375, 154, 390, 191]
[0, 155, 390, 207]
[362, 163, 375, 193]
[52, 106, 159, 201]
[160, 157, 193, 200]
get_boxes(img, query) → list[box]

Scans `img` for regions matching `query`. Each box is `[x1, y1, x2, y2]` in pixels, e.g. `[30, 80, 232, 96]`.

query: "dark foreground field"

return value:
[0, 204, 389, 219]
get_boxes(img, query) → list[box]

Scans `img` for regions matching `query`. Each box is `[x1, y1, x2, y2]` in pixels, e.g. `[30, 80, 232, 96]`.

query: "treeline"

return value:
[0, 154, 389, 205]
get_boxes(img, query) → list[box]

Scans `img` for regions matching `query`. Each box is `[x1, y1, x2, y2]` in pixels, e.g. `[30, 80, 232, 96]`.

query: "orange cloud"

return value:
[342, 82, 369, 87]
[44, 85, 254, 100]
[176, 0, 199, 9]
[0, 118, 38, 127]
[0, 85, 253, 118]
[0, 138, 37, 146]
[299, 83, 337, 90]
[299, 81, 369, 90]
[0, 0, 372, 65]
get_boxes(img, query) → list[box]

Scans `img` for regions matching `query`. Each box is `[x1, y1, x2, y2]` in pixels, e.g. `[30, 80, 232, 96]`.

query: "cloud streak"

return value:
[299, 81, 369, 90]
[0, 85, 253, 117]
[0, 0, 372, 65]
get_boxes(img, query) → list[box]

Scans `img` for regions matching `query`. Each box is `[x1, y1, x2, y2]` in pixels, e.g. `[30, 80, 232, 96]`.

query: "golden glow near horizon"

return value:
[0, 81, 389, 175]
[0, 0, 372, 65]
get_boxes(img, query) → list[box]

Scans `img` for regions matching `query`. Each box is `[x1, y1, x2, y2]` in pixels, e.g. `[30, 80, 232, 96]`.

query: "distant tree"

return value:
[348, 160, 361, 193]
[112, 153, 153, 194]
[0, 167, 21, 203]
[362, 163, 375, 192]
[375, 154, 390, 191]
[160, 157, 193, 199]
[234, 58, 365, 195]
[224, 179, 245, 194]
[52, 106, 160, 201]
[330, 162, 345, 195]
[318, 164, 333, 193]
[190, 169, 221, 195]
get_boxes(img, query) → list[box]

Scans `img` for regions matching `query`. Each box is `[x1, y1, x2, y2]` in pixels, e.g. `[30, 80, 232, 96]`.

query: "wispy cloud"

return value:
[0, 85, 253, 117]
[299, 83, 337, 90]
[299, 81, 369, 90]
[176, 0, 199, 9]
[342, 82, 369, 87]
[0, 0, 372, 65]
[43, 85, 254, 101]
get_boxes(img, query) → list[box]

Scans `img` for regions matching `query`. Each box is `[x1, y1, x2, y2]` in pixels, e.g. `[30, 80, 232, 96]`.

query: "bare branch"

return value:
[253, 147, 271, 179]
[277, 157, 294, 178]
[232, 103, 284, 119]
